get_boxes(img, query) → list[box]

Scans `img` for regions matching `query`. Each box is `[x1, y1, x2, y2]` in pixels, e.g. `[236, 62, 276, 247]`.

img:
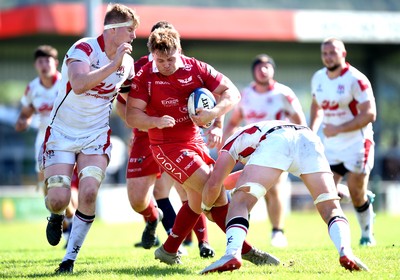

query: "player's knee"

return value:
[79, 166, 105, 184]
[45, 175, 71, 190]
[45, 195, 67, 214]
[314, 192, 340, 205]
[233, 182, 266, 200]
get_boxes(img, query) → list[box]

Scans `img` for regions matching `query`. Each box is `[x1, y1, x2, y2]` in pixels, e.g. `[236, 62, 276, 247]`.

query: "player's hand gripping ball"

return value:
[187, 88, 216, 129]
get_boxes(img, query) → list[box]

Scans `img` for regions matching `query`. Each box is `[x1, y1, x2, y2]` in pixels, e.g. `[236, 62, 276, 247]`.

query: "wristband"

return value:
[201, 202, 213, 212]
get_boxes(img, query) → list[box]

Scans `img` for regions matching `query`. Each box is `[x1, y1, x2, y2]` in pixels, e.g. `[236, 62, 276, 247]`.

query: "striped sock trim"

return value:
[75, 210, 95, 223]
[226, 216, 249, 232]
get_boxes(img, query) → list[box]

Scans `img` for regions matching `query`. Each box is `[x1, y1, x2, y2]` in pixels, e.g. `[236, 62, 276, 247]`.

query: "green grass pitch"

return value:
[1, 211, 399, 280]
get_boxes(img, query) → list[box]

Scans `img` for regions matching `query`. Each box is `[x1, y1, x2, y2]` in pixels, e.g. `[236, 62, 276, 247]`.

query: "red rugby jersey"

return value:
[129, 55, 223, 145]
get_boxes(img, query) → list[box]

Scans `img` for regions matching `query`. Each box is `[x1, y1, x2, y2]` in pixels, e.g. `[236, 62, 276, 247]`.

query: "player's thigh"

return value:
[174, 182, 188, 201]
[346, 172, 370, 204]
[266, 172, 288, 197]
[153, 172, 174, 199]
[77, 153, 108, 171]
[127, 174, 157, 201]
[184, 163, 212, 193]
[45, 163, 75, 178]
[237, 164, 283, 192]
[300, 172, 337, 201]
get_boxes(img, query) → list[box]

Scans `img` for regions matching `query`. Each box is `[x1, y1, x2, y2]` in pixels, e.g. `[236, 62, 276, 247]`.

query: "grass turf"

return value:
[1, 211, 399, 279]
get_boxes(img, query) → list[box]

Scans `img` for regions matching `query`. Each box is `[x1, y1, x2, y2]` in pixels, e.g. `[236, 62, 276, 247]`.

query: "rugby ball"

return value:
[187, 88, 217, 129]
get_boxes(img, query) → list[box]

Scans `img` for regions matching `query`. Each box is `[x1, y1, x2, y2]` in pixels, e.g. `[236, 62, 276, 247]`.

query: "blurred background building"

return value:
[0, 1, 399, 217]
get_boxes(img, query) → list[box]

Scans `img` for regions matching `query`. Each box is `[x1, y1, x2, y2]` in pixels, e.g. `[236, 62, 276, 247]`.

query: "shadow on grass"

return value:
[1, 263, 191, 278]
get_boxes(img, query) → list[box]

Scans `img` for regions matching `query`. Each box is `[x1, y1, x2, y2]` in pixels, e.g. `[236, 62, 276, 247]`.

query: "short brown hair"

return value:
[147, 28, 181, 55]
[150, 21, 174, 32]
[104, 3, 140, 29]
[34, 45, 58, 61]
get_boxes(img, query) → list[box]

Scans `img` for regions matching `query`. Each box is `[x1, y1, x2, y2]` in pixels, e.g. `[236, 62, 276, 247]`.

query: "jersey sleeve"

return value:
[116, 93, 126, 104]
[134, 56, 149, 73]
[67, 40, 93, 65]
[310, 70, 320, 98]
[238, 87, 247, 106]
[195, 59, 224, 92]
[20, 83, 32, 107]
[120, 59, 135, 94]
[281, 85, 302, 115]
[352, 72, 375, 104]
[128, 67, 150, 103]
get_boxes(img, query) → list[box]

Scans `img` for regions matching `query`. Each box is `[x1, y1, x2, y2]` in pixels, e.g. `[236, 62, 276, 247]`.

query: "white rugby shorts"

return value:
[324, 139, 374, 174]
[246, 127, 331, 177]
[34, 129, 46, 172]
[39, 126, 112, 169]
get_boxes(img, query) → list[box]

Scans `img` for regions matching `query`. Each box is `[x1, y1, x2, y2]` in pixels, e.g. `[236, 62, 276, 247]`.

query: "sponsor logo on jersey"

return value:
[127, 168, 142, 173]
[90, 82, 116, 95]
[129, 157, 144, 163]
[179, 105, 188, 114]
[155, 153, 182, 180]
[246, 111, 267, 120]
[175, 115, 190, 124]
[183, 64, 193, 71]
[72, 245, 81, 254]
[337, 84, 345, 95]
[161, 97, 179, 107]
[116, 66, 125, 78]
[184, 160, 195, 171]
[84, 93, 113, 100]
[321, 100, 339, 110]
[45, 149, 55, 159]
[155, 80, 170, 85]
[37, 103, 53, 113]
[131, 82, 138, 91]
[177, 76, 193, 84]
[94, 144, 103, 151]
[136, 69, 143, 77]
[316, 84, 323, 93]
[91, 60, 100, 69]
[176, 151, 188, 164]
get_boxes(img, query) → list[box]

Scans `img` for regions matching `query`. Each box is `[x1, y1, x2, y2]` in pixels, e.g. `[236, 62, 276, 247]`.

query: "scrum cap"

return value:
[251, 54, 276, 72]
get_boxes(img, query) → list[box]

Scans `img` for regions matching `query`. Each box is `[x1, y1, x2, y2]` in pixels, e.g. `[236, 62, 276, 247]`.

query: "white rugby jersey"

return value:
[311, 63, 375, 148]
[222, 120, 295, 164]
[240, 81, 303, 124]
[20, 73, 61, 133]
[49, 35, 135, 137]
